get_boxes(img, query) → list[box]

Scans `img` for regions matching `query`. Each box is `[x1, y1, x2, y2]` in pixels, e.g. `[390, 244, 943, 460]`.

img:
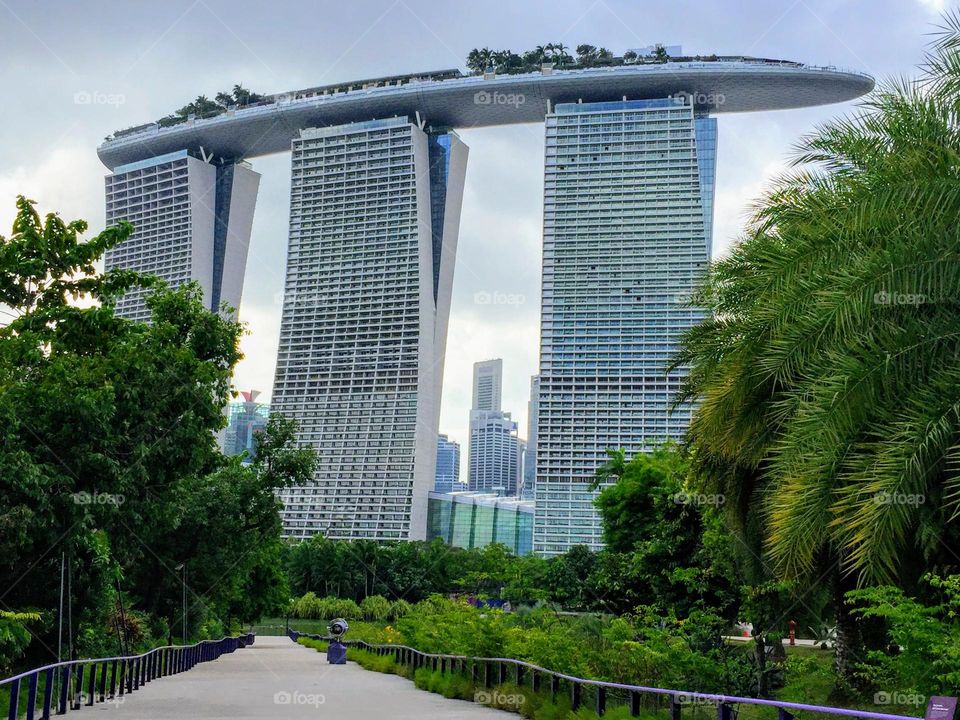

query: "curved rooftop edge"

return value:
[97, 60, 874, 170]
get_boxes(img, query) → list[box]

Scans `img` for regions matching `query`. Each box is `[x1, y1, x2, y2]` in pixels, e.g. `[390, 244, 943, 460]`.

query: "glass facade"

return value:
[434, 433, 462, 493]
[427, 492, 534, 555]
[534, 98, 713, 555]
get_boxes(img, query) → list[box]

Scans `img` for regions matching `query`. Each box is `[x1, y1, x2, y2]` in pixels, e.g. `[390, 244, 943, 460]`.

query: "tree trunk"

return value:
[833, 568, 863, 688]
[754, 633, 769, 696]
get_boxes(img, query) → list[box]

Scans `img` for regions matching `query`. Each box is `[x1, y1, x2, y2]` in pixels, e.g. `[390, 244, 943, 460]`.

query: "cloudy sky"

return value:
[0, 0, 945, 475]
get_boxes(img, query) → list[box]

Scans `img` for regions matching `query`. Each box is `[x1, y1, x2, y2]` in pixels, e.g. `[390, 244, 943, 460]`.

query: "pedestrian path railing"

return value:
[288, 630, 922, 720]
[1, 633, 254, 719]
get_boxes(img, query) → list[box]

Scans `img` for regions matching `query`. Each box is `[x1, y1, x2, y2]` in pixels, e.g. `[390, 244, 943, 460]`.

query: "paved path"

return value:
[84, 636, 509, 719]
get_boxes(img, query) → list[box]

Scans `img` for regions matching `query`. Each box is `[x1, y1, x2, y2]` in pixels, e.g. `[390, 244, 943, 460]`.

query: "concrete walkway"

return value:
[84, 636, 510, 719]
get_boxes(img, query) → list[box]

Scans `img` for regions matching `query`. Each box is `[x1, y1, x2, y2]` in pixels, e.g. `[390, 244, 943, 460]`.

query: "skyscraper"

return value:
[434, 434, 462, 493]
[273, 118, 468, 540]
[472, 359, 503, 412]
[97, 57, 871, 547]
[468, 359, 520, 496]
[469, 410, 520, 496]
[534, 97, 714, 555]
[523, 375, 540, 499]
[104, 151, 259, 321]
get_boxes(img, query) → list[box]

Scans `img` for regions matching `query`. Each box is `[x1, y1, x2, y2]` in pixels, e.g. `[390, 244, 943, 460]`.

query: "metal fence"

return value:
[288, 630, 922, 720]
[1, 633, 254, 720]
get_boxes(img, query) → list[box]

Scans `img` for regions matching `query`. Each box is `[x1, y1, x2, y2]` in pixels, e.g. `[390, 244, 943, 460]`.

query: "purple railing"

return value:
[1, 633, 254, 719]
[289, 630, 923, 720]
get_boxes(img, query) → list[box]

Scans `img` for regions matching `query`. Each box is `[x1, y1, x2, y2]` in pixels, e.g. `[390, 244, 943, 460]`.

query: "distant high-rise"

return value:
[469, 409, 520, 496]
[472, 359, 503, 412]
[468, 359, 519, 496]
[534, 98, 715, 555]
[434, 434, 462, 494]
[223, 390, 270, 460]
[273, 118, 468, 540]
[104, 151, 259, 321]
[523, 375, 540, 499]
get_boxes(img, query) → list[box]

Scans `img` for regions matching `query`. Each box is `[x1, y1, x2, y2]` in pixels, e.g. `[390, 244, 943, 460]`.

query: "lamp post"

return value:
[174, 563, 187, 644]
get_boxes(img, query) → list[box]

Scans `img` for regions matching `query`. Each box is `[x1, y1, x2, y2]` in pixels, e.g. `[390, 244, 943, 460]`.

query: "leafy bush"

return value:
[361, 595, 391, 621]
[846, 575, 960, 697]
[388, 599, 412, 620]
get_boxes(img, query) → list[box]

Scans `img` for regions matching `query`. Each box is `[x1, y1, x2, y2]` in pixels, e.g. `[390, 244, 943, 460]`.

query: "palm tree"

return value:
[672, 13, 960, 680]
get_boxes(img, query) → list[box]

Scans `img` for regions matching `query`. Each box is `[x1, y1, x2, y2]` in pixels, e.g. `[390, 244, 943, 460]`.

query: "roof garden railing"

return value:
[0, 633, 254, 720]
[289, 630, 923, 720]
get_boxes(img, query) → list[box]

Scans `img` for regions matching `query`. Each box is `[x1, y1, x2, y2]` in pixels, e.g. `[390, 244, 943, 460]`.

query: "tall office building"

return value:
[273, 117, 468, 540]
[469, 410, 520, 496]
[472, 359, 503, 412]
[534, 97, 715, 555]
[523, 375, 540, 499]
[104, 150, 260, 321]
[434, 434, 462, 494]
[468, 359, 520, 496]
[223, 390, 270, 460]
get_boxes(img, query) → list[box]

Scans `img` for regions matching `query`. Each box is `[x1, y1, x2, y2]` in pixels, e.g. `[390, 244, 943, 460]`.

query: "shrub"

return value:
[388, 599, 412, 621]
[361, 595, 391, 621]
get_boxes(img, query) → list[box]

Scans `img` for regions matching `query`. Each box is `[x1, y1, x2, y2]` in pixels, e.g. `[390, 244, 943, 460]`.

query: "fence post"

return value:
[779, 710, 794, 720]
[718, 703, 732, 720]
[669, 694, 681, 720]
[58, 666, 70, 713]
[596, 686, 606, 716]
[7, 677, 19, 720]
[632, 690, 643, 717]
[531, 669, 540, 693]
[550, 674, 559, 701]
[27, 671, 38, 719]
[87, 663, 96, 705]
[73, 664, 84, 708]
[498, 662, 507, 686]
[42, 667, 54, 719]
[571, 682, 582, 711]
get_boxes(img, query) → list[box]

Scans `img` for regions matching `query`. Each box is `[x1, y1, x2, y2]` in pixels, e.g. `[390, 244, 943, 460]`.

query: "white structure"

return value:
[469, 409, 521, 496]
[472, 359, 503, 412]
[534, 98, 715, 555]
[273, 118, 468, 540]
[468, 359, 520, 496]
[523, 375, 540, 499]
[104, 150, 259, 321]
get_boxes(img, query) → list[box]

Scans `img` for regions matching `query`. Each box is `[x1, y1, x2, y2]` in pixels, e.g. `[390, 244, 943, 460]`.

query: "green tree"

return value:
[672, 15, 960, 679]
[0, 197, 312, 668]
